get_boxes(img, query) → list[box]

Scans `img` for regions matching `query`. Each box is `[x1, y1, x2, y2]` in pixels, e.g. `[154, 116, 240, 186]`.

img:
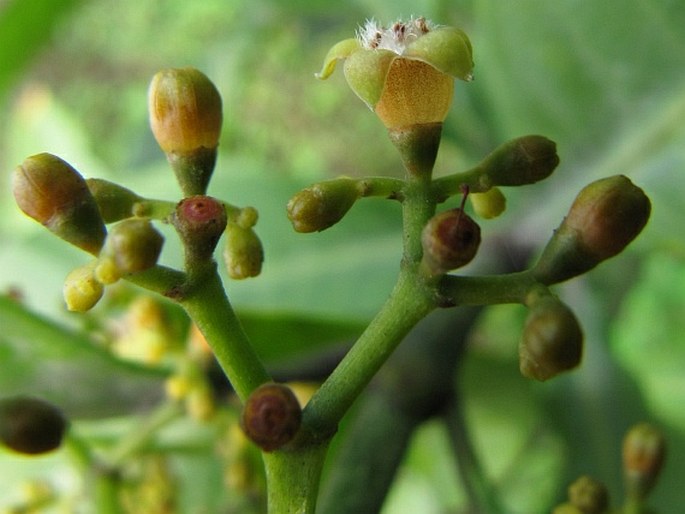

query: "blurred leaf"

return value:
[0, 0, 83, 100]
[0, 295, 165, 417]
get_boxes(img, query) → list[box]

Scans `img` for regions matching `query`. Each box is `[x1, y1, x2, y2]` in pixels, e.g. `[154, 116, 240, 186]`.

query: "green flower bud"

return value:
[317, 18, 473, 129]
[0, 396, 67, 455]
[63, 261, 105, 312]
[479, 135, 559, 187]
[623, 423, 666, 501]
[95, 219, 164, 284]
[519, 295, 583, 381]
[240, 383, 302, 452]
[470, 187, 506, 219]
[171, 195, 227, 264]
[86, 178, 144, 223]
[223, 222, 264, 279]
[286, 178, 360, 232]
[568, 475, 610, 514]
[148, 68, 223, 196]
[13, 153, 106, 255]
[534, 176, 651, 285]
[421, 208, 481, 275]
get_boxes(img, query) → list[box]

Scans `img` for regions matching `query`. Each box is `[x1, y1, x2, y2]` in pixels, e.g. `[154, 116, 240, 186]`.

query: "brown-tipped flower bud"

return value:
[470, 187, 506, 219]
[567, 475, 610, 514]
[86, 178, 144, 223]
[480, 135, 559, 187]
[223, 222, 264, 279]
[148, 68, 223, 196]
[171, 195, 227, 265]
[534, 175, 651, 285]
[286, 178, 360, 233]
[63, 261, 105, 312]
[519, 295, 583, 381]
[240, 383, 302, 452]
[13, 153, 106, 255]
[421, 208, 481, 275]
[95, 219, 164, 284]
[0, 396, 68, 455]
[622, 423, 666, 501]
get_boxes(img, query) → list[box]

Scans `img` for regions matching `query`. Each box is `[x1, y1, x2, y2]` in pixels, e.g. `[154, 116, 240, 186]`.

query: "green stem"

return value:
[437, 270, 538, 306]
[356, 176, 405, 199]
[94, 468, 124, 514]
[262, 442, 330, 513]
[179, 264, 271, 401]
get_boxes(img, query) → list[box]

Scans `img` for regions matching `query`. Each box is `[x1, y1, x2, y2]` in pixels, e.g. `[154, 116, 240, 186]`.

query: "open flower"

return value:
[317, 17, 473, 129]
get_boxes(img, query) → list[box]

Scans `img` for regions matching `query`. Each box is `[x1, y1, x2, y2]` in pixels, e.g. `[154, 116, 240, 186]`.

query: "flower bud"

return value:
[86, 178, 143, 223]
[534, 176, 651, 284]
[519, 295, 583, 381]
[223, 222, 264, 279]
[470, 187, 506, 219]
[95, 219, 164, 284]
[63, 261, 105, 312]
[622, 423, 666, 500]
[421, 208, 481, 275]
[240, 383, 302, 452]
[148, 68, 223, 196]
[171, 195, 227, 264]
[13, 153, 106, 255]
[568, 475, 609, 514]
[0, 396, 67, 455]
[480, 135, 559, 187]
[286, 178, 360, 233]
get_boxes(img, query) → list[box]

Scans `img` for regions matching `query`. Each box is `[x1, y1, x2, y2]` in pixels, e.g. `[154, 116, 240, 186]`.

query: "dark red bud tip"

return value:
[240, 383, 302, 452]
[421, 208, 481, 275]
[0, 396, 68, 455]
[171, 195, 227, 262]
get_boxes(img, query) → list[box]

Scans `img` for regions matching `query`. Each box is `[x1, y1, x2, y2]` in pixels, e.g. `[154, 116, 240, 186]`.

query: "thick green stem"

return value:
[262, 442, 330, 514]
[437, 270, 538, 306]
[179, 264, 271, 401]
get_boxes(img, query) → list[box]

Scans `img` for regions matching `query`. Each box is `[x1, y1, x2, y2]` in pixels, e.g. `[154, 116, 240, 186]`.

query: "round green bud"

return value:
[519, 295, 583, 381]
[95, 218, 164, 284]
[421, 208, 481, 275]
[568, 475, 609, 514]
[86, 178, 143, 223]
[470, 187, 506, 219]
[286, 178, 360, 233]
[223, 222, 264, 279]
[13, 153, 106, 255]
[623, 423, 666, 501]
[534, 175, 651, 285]
[240, 383, 302, 452]
[0, 396, 68, 455]
[480, 135, 559, 187]
[171, 195, 227, 264]
[63, 261, 105, 312]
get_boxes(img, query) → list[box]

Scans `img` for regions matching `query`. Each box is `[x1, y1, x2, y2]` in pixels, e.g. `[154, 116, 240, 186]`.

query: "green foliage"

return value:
[1, 0, 684, 512]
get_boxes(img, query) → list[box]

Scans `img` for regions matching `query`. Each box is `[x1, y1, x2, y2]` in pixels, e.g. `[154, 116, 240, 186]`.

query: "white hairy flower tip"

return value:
[358, 17, 435, 54]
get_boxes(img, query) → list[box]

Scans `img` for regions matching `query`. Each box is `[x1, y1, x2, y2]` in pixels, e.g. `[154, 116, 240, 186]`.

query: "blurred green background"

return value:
[1, 0, 684, 512]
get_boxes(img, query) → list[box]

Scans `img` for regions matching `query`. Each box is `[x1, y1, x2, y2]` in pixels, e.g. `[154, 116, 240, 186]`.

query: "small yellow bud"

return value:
[223, 222, 264, 279]
[63, 261, 105, 312]
[470, 187, 506, 219]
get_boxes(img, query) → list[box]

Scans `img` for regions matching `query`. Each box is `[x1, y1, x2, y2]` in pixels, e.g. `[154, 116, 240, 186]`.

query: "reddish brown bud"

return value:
[0, 396, 68, 455]
[519, 295, 583, 381]
[171, 195, 227, 264]
[421, 208, 481, 275]
[240, 383, 302, 452]
[534, 175, 651, 284]
[13, 153, 106, 255]
[623, 423, 666, 500]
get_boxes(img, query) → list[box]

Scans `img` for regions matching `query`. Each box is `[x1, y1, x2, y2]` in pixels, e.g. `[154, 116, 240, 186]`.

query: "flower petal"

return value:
[316, 38, 362, 79]
[404, 27, 474, 81]
[343, 49, 396, 109]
